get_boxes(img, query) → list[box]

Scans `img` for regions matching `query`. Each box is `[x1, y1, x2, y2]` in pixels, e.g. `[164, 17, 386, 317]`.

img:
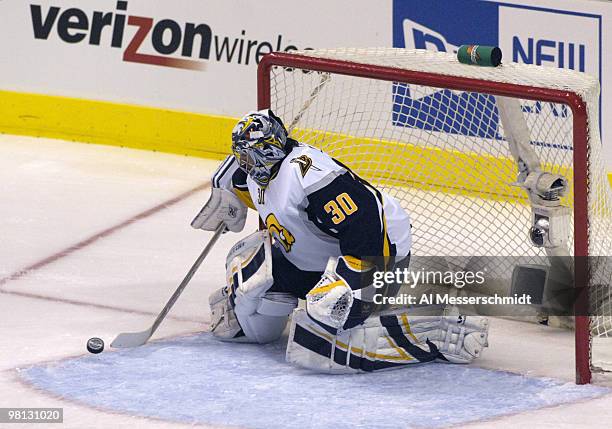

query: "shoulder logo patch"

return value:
[290, 155, 321, 177]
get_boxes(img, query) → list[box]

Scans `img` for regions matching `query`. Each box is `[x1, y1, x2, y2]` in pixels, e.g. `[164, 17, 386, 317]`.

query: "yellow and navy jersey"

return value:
[211, 145, 412, 272]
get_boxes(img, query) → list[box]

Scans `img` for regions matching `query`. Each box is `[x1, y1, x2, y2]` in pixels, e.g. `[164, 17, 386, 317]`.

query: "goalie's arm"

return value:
[191, 156, 253, 232]
[304, 172, 396, 330]
[305, 171, 395, 272]
[212, 155, 255, 209]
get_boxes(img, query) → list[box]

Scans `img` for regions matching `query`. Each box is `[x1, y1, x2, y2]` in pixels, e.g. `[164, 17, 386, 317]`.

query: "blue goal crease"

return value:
[20, 333, 610, 429]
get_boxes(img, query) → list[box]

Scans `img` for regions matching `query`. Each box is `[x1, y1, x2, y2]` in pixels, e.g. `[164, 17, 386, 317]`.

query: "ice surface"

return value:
[2, 135, 612, 428]
[20, 333, 609, 429]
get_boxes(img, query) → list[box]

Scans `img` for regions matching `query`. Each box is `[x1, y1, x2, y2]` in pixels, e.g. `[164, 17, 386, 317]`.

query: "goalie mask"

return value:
[231, 110, 289, 187]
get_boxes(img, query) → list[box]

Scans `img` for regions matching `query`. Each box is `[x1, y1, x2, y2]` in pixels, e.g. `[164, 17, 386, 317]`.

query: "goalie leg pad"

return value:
[209, 287, 297, 343]
[425, 315, 489, 364]
[226, 230, 297, 343]
[237, 292, 298, 343]
[286, 308, 489, 373]
[209, 286, 246, 341]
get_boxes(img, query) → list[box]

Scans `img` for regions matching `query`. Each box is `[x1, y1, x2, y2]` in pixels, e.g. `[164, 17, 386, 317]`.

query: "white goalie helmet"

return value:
[231, 109, 290, 188]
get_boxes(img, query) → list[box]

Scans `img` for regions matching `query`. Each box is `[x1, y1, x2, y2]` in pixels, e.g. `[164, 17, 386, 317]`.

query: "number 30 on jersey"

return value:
[324, 193, 358, 224]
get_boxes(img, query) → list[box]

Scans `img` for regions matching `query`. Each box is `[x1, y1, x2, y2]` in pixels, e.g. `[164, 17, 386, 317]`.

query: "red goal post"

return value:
[257, 48, 600, 384]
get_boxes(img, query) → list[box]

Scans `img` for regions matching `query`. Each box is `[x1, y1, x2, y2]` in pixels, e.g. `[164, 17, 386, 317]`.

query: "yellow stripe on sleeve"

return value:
[233, 188, 255, 210]
[343, 255, 375, 271]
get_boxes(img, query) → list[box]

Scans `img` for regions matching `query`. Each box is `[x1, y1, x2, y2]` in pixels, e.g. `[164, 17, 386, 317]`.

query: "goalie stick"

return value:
[111, 223, 225, 348]
[286, 72, 330, 133]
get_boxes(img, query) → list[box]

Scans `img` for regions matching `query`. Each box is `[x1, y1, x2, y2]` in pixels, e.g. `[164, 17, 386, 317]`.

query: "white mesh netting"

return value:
[265, 48, 612, 369]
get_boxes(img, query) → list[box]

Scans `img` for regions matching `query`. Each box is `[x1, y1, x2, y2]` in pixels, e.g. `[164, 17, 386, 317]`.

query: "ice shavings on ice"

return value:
[20, 333, 610, 429]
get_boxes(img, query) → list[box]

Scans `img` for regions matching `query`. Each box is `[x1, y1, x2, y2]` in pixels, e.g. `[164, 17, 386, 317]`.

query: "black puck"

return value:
[87, 337, 105, 354]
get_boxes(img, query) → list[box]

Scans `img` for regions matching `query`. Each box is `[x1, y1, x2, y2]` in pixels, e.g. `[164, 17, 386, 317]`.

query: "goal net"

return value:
[257, 48, 612, 384]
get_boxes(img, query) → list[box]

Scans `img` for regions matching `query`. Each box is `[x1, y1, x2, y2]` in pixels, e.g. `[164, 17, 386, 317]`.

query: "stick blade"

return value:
[111, 329, 153, 348]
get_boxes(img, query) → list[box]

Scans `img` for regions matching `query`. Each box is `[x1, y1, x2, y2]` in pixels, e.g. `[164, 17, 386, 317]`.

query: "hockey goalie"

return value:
[192, 110, 489, 373]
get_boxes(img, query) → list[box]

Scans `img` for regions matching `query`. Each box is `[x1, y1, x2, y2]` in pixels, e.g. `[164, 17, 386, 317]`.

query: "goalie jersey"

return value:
[213, 144, 412, 273]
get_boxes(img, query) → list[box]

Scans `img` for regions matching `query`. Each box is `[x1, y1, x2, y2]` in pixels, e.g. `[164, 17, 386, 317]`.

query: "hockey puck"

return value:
[87, 337, 105, 354]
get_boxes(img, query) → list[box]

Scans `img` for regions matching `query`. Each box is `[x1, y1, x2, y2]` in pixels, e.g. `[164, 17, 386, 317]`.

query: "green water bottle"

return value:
[457, 45, 502, 67]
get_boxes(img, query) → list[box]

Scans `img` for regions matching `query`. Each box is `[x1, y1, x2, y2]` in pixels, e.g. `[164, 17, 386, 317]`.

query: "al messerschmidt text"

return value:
[374, 293, 532, 306]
